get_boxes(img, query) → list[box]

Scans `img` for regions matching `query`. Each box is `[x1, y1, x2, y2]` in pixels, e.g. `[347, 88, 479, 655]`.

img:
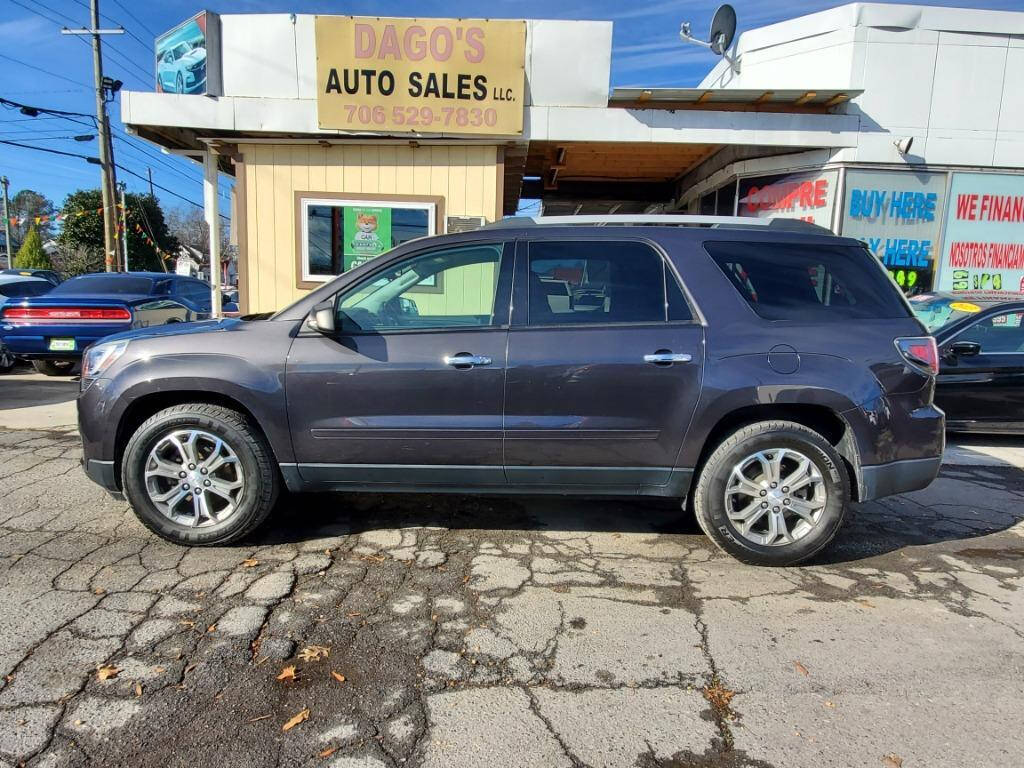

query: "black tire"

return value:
[0, 346, 15, 373]
[31, 359, 76, 376]
[692, 420, 850, 566]
[122, 403, 279, 546]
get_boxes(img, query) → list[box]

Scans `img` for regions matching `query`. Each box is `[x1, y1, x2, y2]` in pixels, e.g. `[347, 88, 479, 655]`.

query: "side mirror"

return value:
[948, 340, 981, 358]
[306, 300, 336, 335]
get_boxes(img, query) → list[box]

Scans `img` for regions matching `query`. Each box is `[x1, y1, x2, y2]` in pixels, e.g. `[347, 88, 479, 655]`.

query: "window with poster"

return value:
[936, 172, 1024, 297]
[737, 169, 838, 228]
[296, 193, 444, 288]
[840, 169, 946, 295]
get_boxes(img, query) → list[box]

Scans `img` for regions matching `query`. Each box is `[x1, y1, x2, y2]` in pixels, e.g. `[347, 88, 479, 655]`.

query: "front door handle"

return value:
[644, 351, 693, 366]
[444, 353, 492, 369]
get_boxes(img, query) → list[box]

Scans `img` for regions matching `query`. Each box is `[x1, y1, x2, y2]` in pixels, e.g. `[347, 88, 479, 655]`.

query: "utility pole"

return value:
[147, 167, 154, 198]
[62, 4, 124, 272]
[118, 182, 129, 272]
[203, 149, 223, 318]
[1, 176, 11, 269]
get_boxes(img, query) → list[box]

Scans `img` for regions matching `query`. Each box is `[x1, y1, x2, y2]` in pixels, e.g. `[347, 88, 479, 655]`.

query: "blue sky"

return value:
[0, 0, 1019, 224]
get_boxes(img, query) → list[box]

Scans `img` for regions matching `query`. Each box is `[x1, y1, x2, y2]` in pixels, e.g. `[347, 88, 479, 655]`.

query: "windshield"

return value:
[908, 294, 987, 332]
[50, 275, 154, 296]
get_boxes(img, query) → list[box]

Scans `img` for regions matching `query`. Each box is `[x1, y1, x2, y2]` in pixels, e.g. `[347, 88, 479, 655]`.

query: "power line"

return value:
[6, 0, 72, 27]
[0, 138, 97, 162]
[108, 0, 157, 37]
[6, 0, 152, 86]
[115, 163, 229, 220]
[0, 135, 94, 142]
[0, 53, 91, 89]
[66, 0, 153, 55]
[112, 132, 233, 201]
[0, 97, 96, 121]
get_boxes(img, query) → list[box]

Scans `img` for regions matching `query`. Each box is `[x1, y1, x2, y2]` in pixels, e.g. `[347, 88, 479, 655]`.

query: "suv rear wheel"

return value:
[692, 420, 850, 566]
[122, 403, 279, 545]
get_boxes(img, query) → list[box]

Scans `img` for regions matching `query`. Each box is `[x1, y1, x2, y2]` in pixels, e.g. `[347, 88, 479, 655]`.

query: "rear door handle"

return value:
[644, 352, 692, 365]
[444, 353, 492, 369]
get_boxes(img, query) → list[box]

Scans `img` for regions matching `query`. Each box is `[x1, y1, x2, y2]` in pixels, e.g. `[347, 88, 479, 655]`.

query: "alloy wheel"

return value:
[723, 447, 826, 546]
[144, 429, 244, 527]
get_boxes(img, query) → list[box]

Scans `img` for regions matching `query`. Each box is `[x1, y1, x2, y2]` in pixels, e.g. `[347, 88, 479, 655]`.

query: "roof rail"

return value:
[485, 214, 831, 233]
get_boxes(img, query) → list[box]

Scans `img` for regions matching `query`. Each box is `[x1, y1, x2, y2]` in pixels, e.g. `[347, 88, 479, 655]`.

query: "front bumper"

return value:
[859, 455, 942, 502]
[82, 458, 122, 498]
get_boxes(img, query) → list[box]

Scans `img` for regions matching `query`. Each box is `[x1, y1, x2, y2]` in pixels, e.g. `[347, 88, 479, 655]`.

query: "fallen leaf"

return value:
[331, 671, 346, 684]
[793, 661, 810, 676]
[345, 612, 362, 618]
[702, 680, 735, 711]
[93, 587, 106, 595]
[134, 682, 143, 698]
[183, 663, 197, 675]
[319, 746, 338, 758]
[282, 708, 310, 732]
[277, 665, 299, 682]
[96, 665, 119, 681]
[248, 714, 272, 723]
[74, 719, 84, 726]
[207, 624, 217, 633]
[882, 754, 903, 768]
[824, 699, 835, 708]
[242, 558, 260, 568]
[179, 620, 196, 629]
[298, 645, 330, 662]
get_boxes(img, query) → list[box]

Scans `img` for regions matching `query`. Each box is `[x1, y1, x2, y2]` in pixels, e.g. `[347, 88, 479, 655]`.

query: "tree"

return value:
[11, 190, 56, 242]
[51, 243, 104, 278]
[57, 189, 178, 272]
[13, 227, 51, 269]
[166, 205, 229, 261]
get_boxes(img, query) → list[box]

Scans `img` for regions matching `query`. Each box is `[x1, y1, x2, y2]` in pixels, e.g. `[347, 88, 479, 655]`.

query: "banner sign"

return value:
[343, 206, 392, 270]
[937, 172, 1024, 296]
[737, 170, 838, 228]
[156, 12, 221, 96]
[840, 169, 947, 293]
[315, 16, 526, 135]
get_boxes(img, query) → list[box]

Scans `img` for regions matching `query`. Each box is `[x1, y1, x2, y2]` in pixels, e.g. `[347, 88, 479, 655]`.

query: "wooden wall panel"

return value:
[238, 143, 500, 313]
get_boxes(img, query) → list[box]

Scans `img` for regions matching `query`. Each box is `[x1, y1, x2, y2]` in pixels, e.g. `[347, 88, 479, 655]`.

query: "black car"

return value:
[910, 292, 1024, 433]
[75, 216, 944, 566]
[1, 268, 62, 286]
[0, 272, 238, 375]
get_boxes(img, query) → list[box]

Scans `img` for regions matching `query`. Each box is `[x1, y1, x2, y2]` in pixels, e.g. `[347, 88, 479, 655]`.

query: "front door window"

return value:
[336, 243, 506, 333]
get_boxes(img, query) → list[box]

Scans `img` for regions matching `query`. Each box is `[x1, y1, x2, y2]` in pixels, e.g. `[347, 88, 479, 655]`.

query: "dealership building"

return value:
[122, 2, 1024, 314]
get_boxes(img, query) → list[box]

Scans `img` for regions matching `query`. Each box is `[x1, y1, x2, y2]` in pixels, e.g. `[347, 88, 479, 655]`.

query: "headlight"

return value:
[82, 340, 129, 380]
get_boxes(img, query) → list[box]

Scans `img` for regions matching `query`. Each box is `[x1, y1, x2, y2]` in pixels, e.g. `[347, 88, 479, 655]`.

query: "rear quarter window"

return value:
[704, 241, 911, 321]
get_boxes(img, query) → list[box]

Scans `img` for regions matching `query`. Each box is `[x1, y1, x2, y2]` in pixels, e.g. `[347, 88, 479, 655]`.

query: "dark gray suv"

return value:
[77, 216, 945, 566]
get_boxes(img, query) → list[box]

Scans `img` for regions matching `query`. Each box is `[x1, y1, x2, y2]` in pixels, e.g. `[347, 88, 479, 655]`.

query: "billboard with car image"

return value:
[155, 12, 221, 96]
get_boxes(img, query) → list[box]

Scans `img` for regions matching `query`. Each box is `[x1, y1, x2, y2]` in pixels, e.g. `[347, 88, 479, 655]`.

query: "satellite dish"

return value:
[679, 4, 741, 73]
[709, 4, 737, 55]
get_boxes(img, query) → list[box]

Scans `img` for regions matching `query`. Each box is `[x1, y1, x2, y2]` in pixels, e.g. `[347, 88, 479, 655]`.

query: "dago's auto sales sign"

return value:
[315, 17, 526, 135]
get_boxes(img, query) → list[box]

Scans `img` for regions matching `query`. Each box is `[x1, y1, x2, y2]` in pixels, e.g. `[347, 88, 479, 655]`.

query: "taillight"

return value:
[895, 336, 939, 375]
[1, 306, 132, 321]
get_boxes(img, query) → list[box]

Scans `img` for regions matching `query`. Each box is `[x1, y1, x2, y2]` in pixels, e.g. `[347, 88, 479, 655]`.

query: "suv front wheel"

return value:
[122, 403, 280, 546]
[692, 420, 850, 566]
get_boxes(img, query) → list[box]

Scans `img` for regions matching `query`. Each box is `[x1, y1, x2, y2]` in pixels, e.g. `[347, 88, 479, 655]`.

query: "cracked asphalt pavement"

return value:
[1, 425, 1023, 768]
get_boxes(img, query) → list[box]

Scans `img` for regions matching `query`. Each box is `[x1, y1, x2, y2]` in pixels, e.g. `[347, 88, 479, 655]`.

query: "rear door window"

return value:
[526, 240, 690, 326]
[704, 241, 911, 321]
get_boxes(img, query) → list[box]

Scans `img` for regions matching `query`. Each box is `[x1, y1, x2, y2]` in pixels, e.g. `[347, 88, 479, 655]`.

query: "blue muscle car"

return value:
[0, 272, 234, 375]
